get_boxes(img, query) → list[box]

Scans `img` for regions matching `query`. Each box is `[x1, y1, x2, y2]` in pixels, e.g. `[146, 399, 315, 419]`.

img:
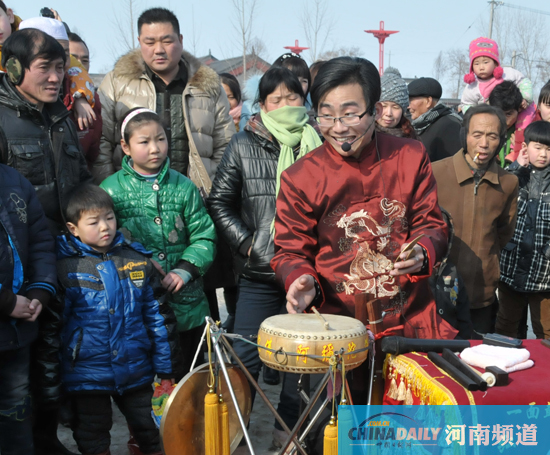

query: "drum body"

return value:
[258, 314, 368, 373]
[160, 363, 251, 455]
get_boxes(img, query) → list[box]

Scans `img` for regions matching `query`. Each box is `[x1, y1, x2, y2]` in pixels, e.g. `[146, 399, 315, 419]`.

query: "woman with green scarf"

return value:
[207, 66, 322, 450]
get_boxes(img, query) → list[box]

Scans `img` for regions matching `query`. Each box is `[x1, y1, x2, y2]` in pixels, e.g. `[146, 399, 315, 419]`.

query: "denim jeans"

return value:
[233, 277, 301, 431]
[0, 346, 34, 455]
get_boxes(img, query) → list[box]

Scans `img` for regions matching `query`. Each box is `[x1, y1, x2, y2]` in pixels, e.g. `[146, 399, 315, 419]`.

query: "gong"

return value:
[160, 363, 251, 455]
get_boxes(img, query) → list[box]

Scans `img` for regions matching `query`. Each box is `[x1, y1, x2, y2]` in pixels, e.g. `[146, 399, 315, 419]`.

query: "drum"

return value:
[258, 313, 368, 373]
[160, 363, 251, 455]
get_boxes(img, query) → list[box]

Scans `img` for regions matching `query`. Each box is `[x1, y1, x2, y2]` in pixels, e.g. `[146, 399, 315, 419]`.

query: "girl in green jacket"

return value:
[100, 108, 217, 377]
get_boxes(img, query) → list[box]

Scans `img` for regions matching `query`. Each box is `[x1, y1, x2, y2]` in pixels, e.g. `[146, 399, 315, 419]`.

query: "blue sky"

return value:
[16, 1, 550, 96]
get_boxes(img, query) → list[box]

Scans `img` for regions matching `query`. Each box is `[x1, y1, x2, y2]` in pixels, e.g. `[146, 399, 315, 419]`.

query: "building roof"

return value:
[197, 53, 271, 77]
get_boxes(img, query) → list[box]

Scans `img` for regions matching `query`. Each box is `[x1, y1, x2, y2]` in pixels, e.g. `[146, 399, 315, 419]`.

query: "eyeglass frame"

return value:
[315, 110, 371, 127]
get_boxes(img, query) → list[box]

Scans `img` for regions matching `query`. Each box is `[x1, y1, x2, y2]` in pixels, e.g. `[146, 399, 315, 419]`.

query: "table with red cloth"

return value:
[382, 339, 548, 406]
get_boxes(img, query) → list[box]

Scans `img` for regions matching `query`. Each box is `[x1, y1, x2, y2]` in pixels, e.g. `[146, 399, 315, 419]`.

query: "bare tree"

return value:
[477, 8, 550, 91]
[318, 46, 363, 61]
[187, 6, 201, 56]
[509, 11, 549, 89]
[110, 0, 140, 59]
[302, 0, 335, 62]
[244, 37, 268, 79]
[436, 7, 550, 99]
[432, 51, 447, 82]
[444, 49, 470, 99]
[232, 0, 258, 82]
[477, 8, 514, 66]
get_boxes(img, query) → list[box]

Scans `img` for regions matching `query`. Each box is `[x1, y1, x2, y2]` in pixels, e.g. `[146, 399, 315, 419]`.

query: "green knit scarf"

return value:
[260, 105, 322, 233]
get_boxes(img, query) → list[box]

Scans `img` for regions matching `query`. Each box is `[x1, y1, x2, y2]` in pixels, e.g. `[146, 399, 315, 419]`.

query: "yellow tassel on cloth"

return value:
[405, 382, 414, 405]
[387, 373, 398, 400]
[396, 379, 406, 401]
[385, 354, 458, 405]
[205, 392, 220, 455]
[220, 400, 230, 455]
[323, 422, 338, 455]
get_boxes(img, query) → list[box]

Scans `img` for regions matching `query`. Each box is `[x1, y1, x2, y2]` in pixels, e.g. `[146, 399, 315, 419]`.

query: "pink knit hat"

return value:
[464, 37, 503, 84]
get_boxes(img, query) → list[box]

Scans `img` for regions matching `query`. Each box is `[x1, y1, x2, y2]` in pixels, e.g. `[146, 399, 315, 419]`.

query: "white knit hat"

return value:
[380, 68, 409, 113]
[19, 17, 69, 41]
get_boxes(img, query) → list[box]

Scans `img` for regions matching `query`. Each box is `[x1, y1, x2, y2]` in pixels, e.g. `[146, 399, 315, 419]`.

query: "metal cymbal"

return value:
[160, 363, 251, 455]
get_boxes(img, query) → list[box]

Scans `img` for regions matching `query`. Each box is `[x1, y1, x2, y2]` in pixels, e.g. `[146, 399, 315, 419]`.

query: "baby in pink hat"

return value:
[460, 37, 536, 161]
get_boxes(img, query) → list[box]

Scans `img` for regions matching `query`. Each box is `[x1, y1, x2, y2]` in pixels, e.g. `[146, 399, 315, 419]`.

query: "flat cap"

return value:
[408, 77, 442, 99]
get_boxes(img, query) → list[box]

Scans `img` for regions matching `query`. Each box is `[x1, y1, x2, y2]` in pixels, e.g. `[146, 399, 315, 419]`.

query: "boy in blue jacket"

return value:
[57, 185, 179, 455]
[0, 164, 56, 455]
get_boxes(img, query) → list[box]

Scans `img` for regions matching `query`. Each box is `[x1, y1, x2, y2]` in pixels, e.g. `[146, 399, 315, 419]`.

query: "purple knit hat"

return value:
[464, 37, 503, 84]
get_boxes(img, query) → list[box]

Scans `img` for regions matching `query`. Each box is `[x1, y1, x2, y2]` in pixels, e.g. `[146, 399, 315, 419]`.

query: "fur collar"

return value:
[113, 49, 220, 97]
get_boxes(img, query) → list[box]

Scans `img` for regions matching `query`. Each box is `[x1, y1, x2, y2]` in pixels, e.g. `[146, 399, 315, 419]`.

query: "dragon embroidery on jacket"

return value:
[337, 199, 406, 297]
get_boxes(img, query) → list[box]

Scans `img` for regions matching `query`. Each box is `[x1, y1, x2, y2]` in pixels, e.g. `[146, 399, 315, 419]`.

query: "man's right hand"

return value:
[10, 295, 36, 319]
[286, 274, 316, 314]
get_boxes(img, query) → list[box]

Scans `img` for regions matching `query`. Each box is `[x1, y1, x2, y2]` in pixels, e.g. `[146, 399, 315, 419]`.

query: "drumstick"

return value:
[312, 306, 330, 331]
[442, 348, 488, 391]
[428, 351, 479, 391]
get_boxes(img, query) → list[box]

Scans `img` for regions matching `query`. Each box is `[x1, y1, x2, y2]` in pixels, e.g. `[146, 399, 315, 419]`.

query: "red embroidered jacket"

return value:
[271, 132, 458, 339]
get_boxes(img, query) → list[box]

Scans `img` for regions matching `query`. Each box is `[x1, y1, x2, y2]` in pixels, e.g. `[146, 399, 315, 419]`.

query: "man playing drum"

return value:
[271, 57, 458, 345]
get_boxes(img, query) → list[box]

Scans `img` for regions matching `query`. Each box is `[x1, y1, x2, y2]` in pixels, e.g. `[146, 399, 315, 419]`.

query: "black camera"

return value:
[40, 7, 55, 19]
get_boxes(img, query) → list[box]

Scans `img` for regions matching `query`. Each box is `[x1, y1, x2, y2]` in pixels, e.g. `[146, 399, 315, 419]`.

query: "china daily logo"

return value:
[339, 405, 544, 454]
[348, 413, 441, 442]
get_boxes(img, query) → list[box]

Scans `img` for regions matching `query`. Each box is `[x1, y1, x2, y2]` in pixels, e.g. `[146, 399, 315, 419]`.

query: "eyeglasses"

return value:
[315, 110, 369, 127]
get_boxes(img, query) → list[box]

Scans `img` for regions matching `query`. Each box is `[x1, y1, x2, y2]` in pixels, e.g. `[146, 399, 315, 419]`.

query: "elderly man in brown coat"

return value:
[432, 104, 518, 336]
[94, 7, 235, 190]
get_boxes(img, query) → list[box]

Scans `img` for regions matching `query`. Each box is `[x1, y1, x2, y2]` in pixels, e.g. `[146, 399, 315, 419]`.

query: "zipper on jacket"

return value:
[468, 180, 479, 259]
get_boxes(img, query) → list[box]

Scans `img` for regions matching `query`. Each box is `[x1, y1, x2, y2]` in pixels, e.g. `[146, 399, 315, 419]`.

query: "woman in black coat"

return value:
[207, 66, 321, 449]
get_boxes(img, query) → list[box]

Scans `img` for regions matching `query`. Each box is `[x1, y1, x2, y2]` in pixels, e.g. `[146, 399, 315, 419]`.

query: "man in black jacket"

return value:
[0, 164, 57, 455]
[0, 29, 91, 455]
[0, 28, 92, 234]
[408, 77, 462, 162]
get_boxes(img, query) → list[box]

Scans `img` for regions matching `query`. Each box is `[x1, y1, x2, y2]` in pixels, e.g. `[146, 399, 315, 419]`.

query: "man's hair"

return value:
[138, 8, 180, 36]
[524, 121, 550, 147]
[272, 53, 311, 96]
[68, 32, 88, 51]
[1, 29, 66, 72]
[219, 73, 242, 105]
[539, 79, 550, 106]
[0, 1, 7, 13]
[310, 57, 381, 115]
[463, 104, 507, 139]
[309, 60, 326, 84]
[65, 185, 115, 225]
[256, 66, 304, 105]
[488, 80, 522, 113]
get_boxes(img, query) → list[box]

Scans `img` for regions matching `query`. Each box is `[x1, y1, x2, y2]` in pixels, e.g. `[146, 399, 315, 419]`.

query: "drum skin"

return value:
[160, 363, 251, 455]
[258, 314, 368, 373]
